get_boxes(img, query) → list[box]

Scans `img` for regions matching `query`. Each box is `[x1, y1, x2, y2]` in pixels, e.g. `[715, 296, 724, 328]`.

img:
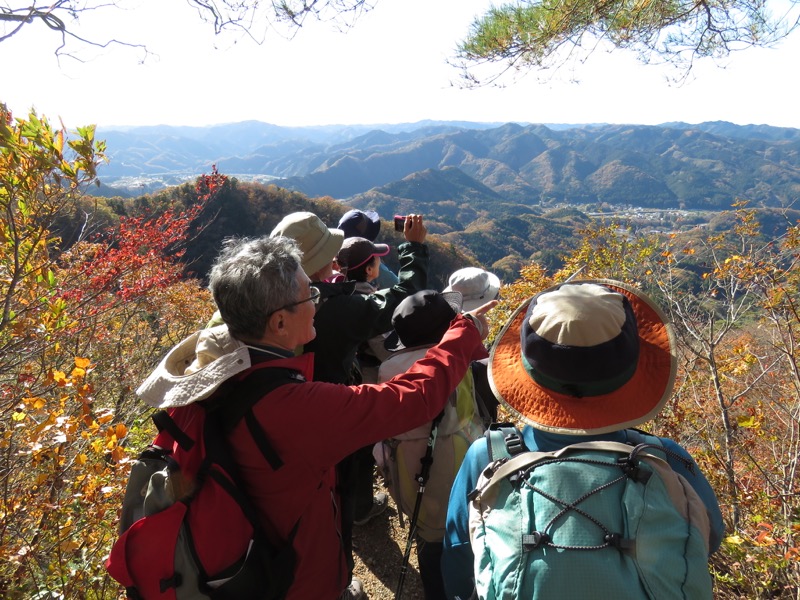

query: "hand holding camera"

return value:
[393, 214, 427, 244]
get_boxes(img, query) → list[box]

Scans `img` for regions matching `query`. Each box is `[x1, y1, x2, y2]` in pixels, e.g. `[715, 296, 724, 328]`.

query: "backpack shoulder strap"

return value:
[152, 409, 195, 451]
[206, 366, 305, 471]
[485, 422, 527, 462]
[471, 358, 497, 425]
[208, 367, 304, 429]
[201, 367, 304, 557]
[626, 428, 663, 448]
[477, 440, 656, 501]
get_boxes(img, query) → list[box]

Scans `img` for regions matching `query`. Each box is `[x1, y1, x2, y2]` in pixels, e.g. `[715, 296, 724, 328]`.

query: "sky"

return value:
[3, 0, 800, 131]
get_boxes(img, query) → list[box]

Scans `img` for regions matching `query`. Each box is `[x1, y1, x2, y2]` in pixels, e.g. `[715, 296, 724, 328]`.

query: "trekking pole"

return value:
[563, 263, 586, 283]
[395, 411, 444, 599]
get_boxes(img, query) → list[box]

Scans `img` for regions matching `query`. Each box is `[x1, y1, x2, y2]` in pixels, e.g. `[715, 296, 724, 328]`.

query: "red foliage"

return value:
[64, 168, 229, 305]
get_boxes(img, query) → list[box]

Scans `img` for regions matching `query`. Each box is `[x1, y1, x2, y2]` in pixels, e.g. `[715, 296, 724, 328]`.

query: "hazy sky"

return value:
[3, 0, 800, 130]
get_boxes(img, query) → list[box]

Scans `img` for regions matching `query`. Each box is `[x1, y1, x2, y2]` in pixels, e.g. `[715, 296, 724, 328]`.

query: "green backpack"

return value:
[468, 425, 713, 600]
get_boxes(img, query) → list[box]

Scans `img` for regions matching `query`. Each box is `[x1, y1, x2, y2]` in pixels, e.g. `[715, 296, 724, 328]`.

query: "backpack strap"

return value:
[152, 410, 195, 451]
[471, 359, 498, 425]
[477, 439, 676, 502]
[626, 428, 662, 448]
[206, 366, 305, 471]
[486, 422, 527, 462]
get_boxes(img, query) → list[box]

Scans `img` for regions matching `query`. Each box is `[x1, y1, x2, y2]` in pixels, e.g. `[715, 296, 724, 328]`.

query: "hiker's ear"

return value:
[267, 310, 286, 335]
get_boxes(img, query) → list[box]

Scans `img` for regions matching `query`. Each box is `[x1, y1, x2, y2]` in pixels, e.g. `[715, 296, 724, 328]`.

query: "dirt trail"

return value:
[352, 479, 425, 600]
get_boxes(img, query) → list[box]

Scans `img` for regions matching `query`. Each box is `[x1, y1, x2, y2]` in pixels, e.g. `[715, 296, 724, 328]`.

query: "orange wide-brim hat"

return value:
[489, 279, 677, 435]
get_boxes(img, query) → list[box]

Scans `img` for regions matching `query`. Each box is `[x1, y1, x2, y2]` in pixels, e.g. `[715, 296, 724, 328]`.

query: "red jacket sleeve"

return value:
[259, 314, 485, 470]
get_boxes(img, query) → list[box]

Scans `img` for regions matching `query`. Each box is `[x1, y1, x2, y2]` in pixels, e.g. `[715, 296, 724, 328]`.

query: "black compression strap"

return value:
[152, 410, 195, 451]
[245, 410, 284, 470]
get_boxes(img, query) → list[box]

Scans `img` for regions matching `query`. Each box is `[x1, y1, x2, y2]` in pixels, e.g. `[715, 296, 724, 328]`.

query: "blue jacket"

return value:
[442, 425, 725, 600]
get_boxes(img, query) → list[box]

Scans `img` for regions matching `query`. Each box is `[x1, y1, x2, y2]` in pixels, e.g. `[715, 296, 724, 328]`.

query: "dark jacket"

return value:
[304, 240, 428, 384]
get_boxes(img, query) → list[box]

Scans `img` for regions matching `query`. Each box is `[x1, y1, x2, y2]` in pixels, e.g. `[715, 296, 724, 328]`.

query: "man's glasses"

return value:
[268, 286, 321, 316]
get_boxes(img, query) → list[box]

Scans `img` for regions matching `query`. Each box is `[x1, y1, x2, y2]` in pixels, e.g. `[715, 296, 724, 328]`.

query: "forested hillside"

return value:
[98, 121, 800, 214]
[3, 109, 800, 598]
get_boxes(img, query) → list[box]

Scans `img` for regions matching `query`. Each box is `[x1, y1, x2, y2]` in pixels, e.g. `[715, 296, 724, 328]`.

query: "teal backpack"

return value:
[467, 424, 713, 600]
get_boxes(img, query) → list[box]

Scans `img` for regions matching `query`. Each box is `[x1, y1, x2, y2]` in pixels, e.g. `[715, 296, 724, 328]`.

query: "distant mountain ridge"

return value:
[97, 120, 800, 211]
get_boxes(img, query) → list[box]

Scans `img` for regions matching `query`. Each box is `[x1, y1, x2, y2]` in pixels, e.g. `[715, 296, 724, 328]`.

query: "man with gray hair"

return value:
[137, 235, 495, 600]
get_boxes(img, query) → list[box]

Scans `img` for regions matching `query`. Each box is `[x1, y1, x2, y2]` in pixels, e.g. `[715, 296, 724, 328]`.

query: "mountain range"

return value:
[96, 120, 800, 213]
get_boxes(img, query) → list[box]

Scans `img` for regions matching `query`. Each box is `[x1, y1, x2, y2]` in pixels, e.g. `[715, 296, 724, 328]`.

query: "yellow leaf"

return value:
[738, 415, 758, 428]
[51, 370, 67, 385]
[74, 357, 91, 369]
[76, 453, 87, 465]
[22, 396, 47, 409]
[71, 367, 86, 378]
[725, 534, 745, 545]
[12, 411, 26, 422]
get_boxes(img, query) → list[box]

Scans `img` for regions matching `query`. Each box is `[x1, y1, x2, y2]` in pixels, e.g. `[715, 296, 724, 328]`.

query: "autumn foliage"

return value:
[490, 214, 800, 598]
[1, 104, 798, 598]
[0, 105, 222, 598]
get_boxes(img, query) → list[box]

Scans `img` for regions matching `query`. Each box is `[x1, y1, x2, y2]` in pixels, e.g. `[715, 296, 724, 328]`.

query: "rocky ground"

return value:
[351, 477, 425, 600]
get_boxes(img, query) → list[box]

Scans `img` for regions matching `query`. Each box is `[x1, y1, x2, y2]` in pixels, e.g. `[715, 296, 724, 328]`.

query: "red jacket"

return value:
[227, 314, 484, 599]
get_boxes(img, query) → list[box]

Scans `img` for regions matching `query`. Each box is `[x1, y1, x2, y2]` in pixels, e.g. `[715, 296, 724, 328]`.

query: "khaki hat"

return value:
[489, 280, 676, 435]
[270, 212, 344, 277]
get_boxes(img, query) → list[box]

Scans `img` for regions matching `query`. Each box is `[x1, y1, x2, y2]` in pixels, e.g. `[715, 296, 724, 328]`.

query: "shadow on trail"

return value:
[352, 501, 424, 599]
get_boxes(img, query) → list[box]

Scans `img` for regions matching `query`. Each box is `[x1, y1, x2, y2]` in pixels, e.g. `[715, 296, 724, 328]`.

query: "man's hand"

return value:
[465, 300, 498, 340]
[403, 214, 427, 244]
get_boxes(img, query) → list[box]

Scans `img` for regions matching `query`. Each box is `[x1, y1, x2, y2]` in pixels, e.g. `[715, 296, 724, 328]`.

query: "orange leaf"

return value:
[96, 413, 114, 425]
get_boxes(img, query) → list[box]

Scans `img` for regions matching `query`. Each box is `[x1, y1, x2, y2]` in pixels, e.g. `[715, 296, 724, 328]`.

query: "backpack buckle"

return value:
[160, 573, 183, 592]
[505, 434, 525, 456]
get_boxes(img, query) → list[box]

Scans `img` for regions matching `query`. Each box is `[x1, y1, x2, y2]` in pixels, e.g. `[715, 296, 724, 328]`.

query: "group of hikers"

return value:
[113, 208, 725, 600]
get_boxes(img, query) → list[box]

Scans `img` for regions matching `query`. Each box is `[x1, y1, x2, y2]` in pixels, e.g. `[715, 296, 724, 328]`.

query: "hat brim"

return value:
[489, 279, 676, 435]
[384, 330, 403, 353]
[303, 229, 344, 277]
